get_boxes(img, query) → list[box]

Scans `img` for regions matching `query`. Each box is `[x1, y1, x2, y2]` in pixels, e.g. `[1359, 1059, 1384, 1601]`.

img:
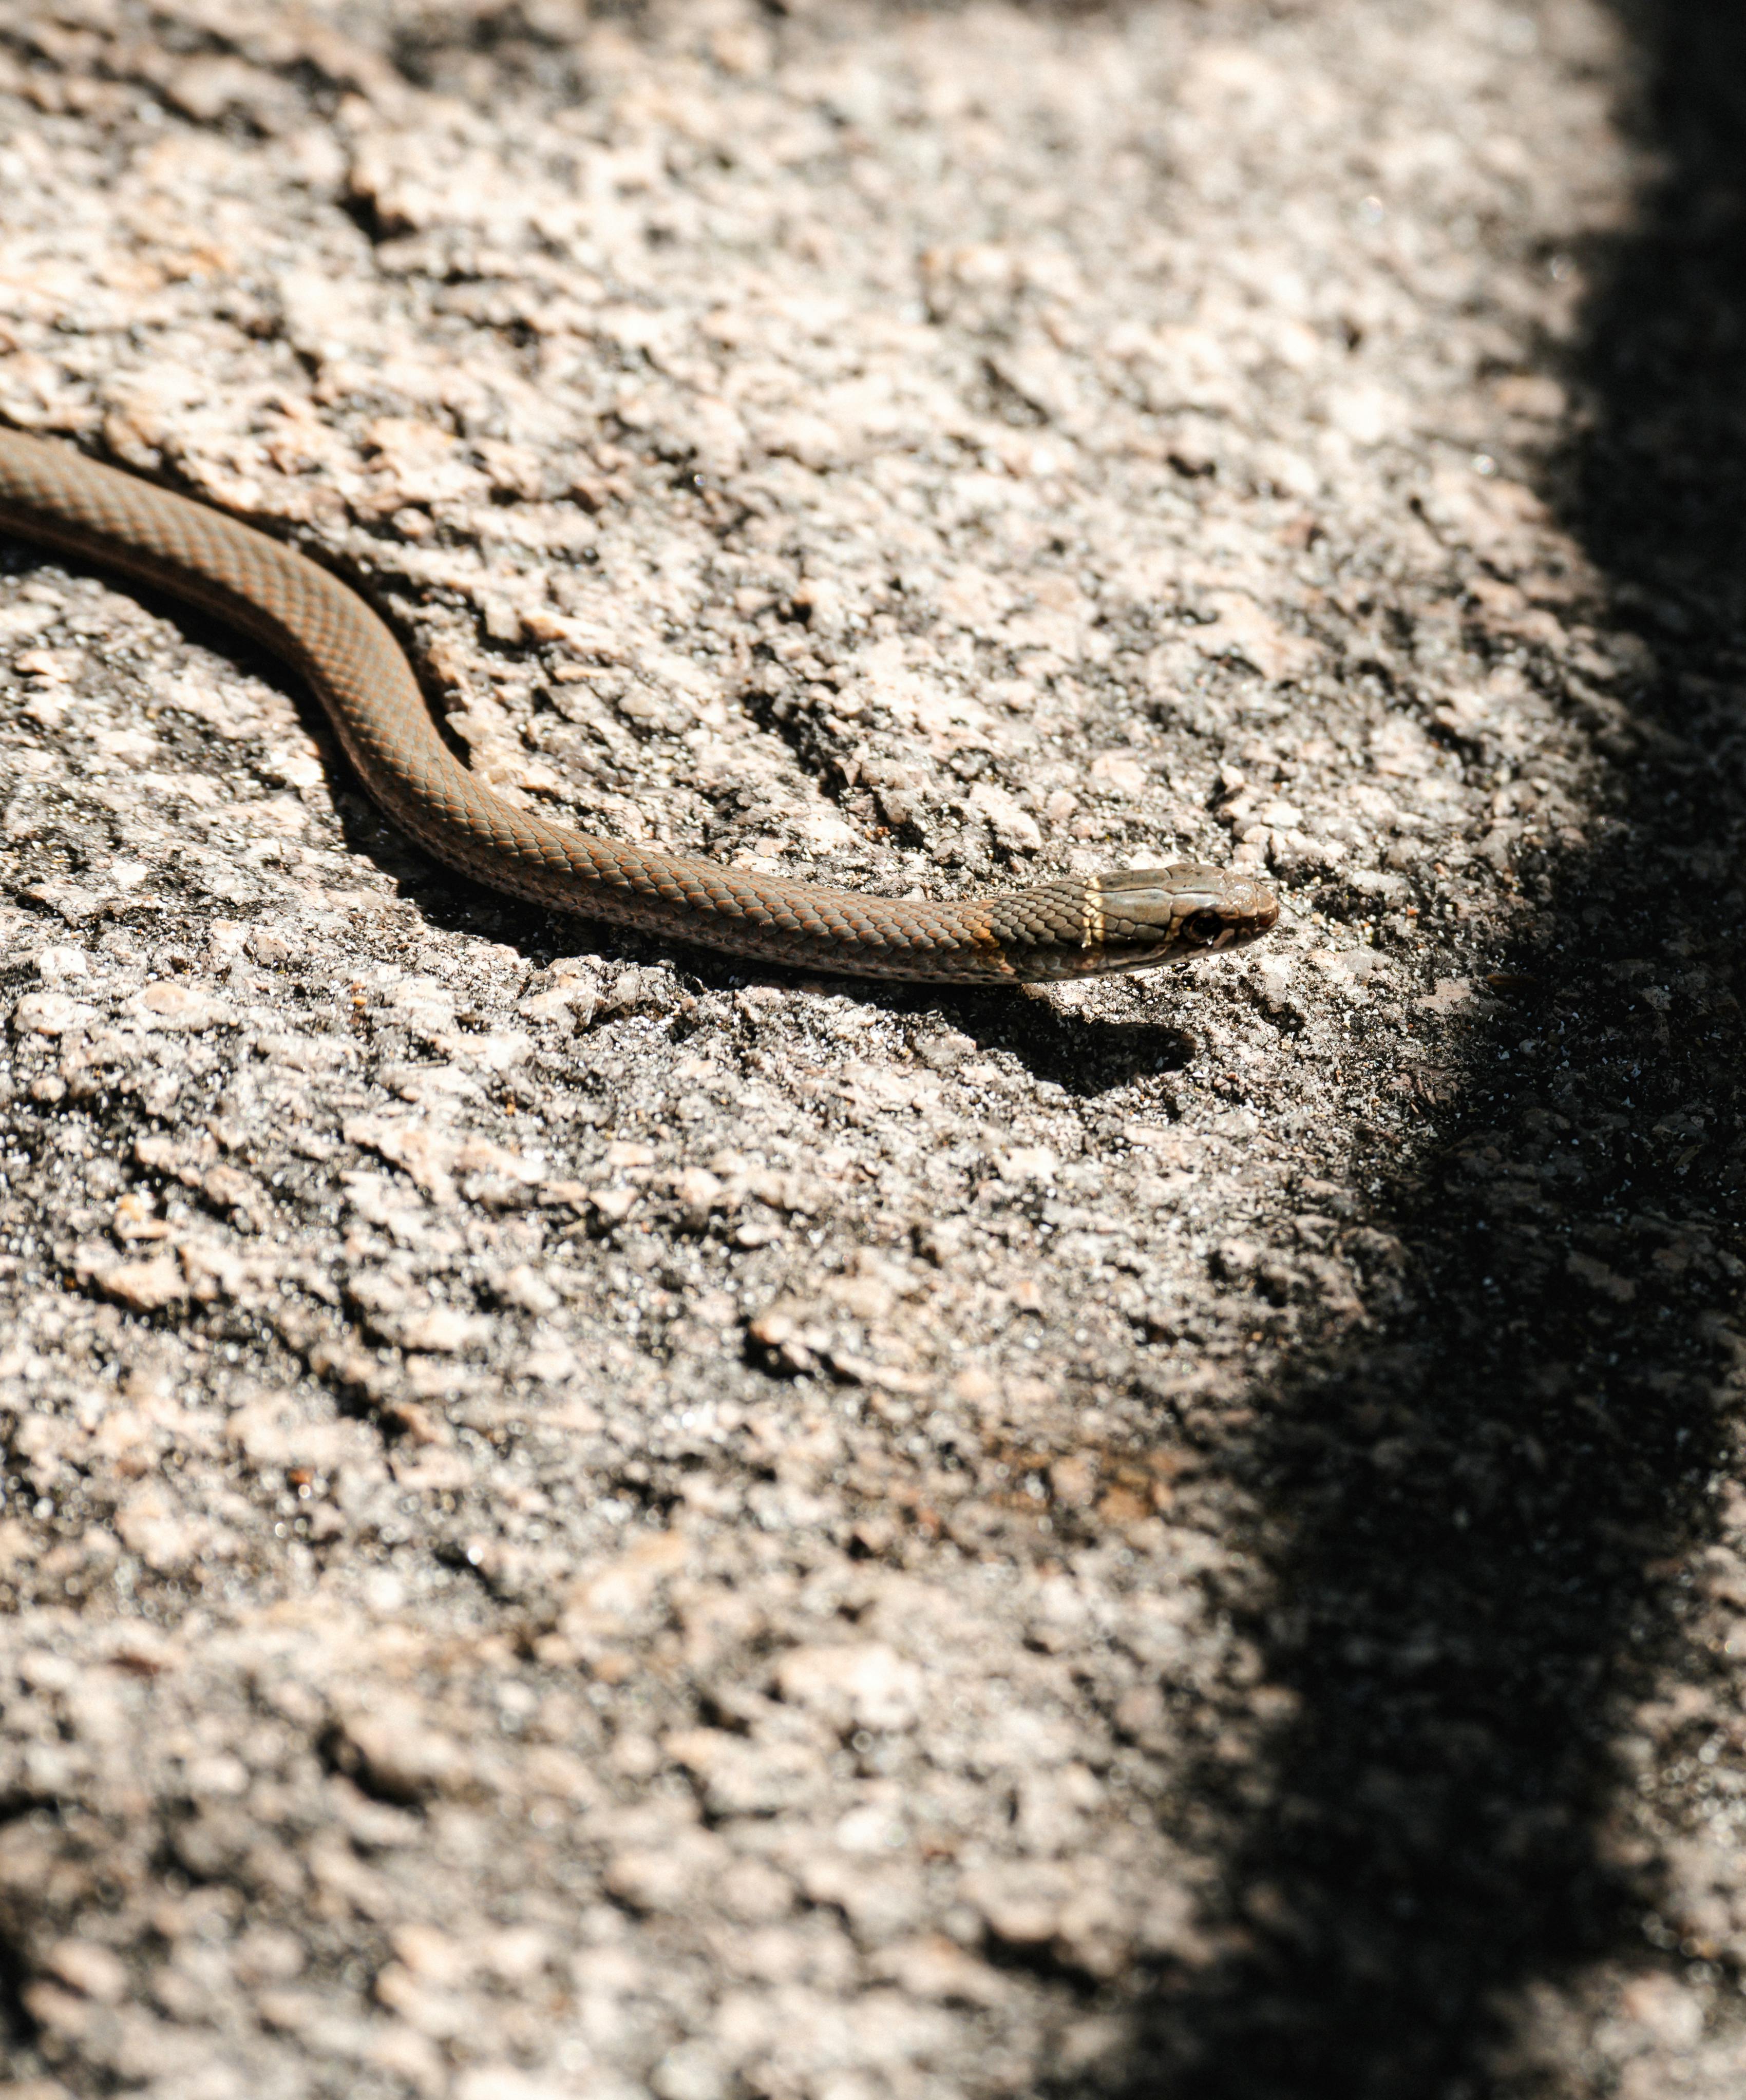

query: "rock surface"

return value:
[1, 0, 1744, 2094]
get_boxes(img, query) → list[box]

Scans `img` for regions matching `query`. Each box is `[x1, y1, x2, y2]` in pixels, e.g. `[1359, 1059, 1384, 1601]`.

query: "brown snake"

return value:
[0, 428, 1278, 982]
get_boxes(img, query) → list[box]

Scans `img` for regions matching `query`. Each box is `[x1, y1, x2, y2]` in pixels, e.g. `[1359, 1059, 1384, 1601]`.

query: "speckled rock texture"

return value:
[0, 0, 1743, 2094]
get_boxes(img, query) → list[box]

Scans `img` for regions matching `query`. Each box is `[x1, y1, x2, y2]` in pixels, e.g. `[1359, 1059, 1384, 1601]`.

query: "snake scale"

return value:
[0, 428, 1278, 983]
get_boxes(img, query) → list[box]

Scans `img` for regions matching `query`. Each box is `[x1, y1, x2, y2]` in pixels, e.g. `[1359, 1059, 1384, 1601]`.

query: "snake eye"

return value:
[1182, 911, 1226, 946]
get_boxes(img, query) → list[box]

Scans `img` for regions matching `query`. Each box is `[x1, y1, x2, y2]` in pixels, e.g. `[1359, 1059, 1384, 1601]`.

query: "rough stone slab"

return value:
[0, 1, 1743, 2094]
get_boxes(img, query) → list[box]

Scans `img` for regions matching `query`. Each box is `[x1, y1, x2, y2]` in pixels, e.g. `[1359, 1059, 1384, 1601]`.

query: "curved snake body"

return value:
[0, 429, 1278, 982]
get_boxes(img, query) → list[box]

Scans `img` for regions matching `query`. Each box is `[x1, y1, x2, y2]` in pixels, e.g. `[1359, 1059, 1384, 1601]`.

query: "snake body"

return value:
[0, 429, 1278, 982]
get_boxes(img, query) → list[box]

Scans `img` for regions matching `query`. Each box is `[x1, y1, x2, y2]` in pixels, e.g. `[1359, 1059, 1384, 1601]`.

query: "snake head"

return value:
[1094, 863, 1280, 967]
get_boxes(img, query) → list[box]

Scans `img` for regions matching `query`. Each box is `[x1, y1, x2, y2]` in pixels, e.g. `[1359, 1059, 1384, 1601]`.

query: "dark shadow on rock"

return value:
[1062, 6, 1746, 2094]
[885, 984, 1199, 1098]
[0, 1813, 44, 2056]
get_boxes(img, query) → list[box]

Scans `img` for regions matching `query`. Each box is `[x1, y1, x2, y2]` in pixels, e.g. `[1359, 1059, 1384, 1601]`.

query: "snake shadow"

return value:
[0, 527, 1219, 1097]
[875, 981, 1199, 1098]
[327, 817, 1208, 1102]
[289, 704, 1205, 1096]
[373, 848, 1205, 1097]
[1058, 6, 1746, 2095]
